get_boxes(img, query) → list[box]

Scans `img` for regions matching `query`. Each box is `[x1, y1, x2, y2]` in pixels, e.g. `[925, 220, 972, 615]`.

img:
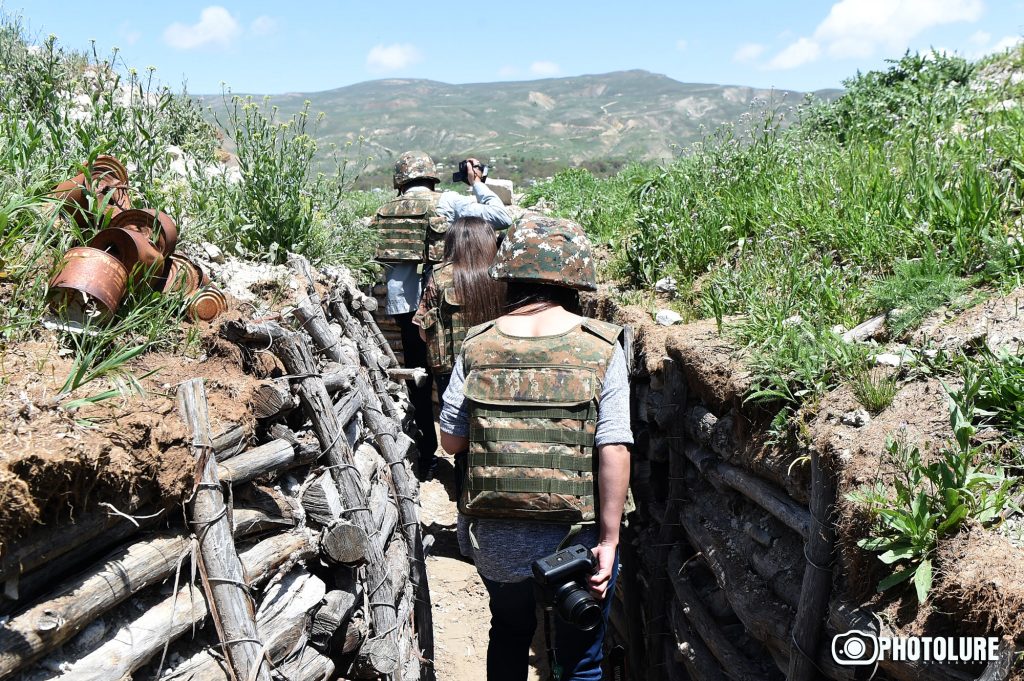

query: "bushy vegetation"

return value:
[0, 14, 378, 402]
[529, 49, 1024, 419]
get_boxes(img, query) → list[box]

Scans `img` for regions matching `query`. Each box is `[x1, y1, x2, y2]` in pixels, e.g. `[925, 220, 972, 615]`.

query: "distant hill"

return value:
[209, 70, 839, 185]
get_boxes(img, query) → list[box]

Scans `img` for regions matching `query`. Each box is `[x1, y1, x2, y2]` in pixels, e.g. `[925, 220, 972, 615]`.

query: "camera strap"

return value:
[556, 523, 583, 552]
[544, 608, 562, 681]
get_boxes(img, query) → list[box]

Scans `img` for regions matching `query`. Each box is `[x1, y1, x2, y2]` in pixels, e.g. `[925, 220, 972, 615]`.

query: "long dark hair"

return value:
[504, 282, 581, 315]
[444, 217, 505, 326]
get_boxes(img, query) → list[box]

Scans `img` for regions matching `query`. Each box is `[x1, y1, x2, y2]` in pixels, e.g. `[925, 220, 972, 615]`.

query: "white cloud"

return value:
[118, 21, 141, 46]
[968, 29, 992, 46]
[765, 0, 983, 69]
[497, 65, 519, 78]
[366, 43, 422, 72]
[988, 35, 1023, 53]
[675, 39, 688, 51]
[163, 6, 241, 50]
[733, 42, 766, 63]
[529, 61, 561, 77]
[766, 37, 821, 69]
[250, 16, 277, 37]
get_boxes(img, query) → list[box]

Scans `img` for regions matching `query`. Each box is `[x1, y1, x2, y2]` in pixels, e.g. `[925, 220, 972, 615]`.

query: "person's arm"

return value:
[586, 344, 633, 599]
[589, 444, 629, 599]
[440, 355, 470, 454]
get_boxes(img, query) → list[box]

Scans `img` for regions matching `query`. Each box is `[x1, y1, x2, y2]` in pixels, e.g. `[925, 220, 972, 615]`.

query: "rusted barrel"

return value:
[88, 227, 164, 283]
[109, 208, 179, 256]
[48, 246, 128, 321]
[158, 254, 207, 295]
[189, 286, 227, 321]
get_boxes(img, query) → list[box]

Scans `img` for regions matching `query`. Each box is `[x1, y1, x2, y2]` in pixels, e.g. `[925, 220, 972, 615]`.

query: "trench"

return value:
[376, 290, 1019, 681]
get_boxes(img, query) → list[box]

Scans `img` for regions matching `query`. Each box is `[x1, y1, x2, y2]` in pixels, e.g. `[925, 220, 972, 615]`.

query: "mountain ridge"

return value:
[204, 69, 840, 182]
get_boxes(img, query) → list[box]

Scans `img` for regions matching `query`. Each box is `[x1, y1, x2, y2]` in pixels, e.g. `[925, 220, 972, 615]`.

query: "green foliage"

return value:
[528, 48, 1024, 419]
[956, 350, 1024, 443]
[851, 387, 1020, 603]
[867, 252, 967, 338]
[849, 365, 899, 415]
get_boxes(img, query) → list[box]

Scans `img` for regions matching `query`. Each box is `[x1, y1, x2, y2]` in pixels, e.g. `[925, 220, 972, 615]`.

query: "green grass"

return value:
[0, 13, 377, 397]
[528, 48, 1024, 416]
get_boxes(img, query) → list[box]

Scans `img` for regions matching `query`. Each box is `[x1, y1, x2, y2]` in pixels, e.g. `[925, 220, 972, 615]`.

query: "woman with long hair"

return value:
[414, 216, 505, 480]
[439, 215, 632, 681]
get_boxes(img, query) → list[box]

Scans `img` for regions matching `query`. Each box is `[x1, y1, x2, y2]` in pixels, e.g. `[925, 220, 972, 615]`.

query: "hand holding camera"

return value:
[532, 544, 603, 631]
[452, 157, 488, 185]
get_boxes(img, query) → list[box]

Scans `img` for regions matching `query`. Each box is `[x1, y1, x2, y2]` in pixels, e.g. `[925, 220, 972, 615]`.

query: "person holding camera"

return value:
[372, 150, 510, 480]
[439, 215, 632, 681]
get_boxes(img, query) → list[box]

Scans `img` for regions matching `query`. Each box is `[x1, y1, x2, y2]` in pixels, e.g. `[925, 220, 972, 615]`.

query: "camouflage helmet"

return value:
[393, 150, 439, 189]
[489, 214, 597, 291]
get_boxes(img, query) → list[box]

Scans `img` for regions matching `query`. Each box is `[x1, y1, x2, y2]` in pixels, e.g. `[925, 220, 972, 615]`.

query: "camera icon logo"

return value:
[832, 630, 879, 666]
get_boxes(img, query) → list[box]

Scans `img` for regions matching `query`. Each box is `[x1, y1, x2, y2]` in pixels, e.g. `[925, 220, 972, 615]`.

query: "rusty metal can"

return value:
[189, 285, 227, 322]
[109, 208, 179, 256]
[48, 246, 128, 321]
[159, 254, 204, 295]
[88, 227, 165, 283]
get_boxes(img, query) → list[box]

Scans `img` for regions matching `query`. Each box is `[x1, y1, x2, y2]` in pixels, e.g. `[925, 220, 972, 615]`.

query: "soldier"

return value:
[439, 215, 632, 681]
[413, 216, 506, 499]
[372, 151, 511, 479]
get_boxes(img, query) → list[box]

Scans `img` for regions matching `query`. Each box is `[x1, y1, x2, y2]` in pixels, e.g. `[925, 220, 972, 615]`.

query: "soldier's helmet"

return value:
[393, 150, 439, 189]
[489, 214, 597, 291]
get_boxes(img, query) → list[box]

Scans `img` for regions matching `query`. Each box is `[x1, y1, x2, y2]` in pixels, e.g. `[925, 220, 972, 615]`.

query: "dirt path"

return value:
[421, 457, 546, 681]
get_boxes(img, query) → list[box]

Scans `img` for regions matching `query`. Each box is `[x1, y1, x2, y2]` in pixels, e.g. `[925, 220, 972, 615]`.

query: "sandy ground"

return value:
[420, 456, 547, 681]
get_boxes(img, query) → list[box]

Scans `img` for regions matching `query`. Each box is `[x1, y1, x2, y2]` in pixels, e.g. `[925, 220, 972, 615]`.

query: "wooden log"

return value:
[320, 521, 370, 565]
[683, 443, 811, 539]
[342, 616, 368, 656]
[361, 308, 398, 367]
[275, 646, 335, 681]
[252, 381, 296, 419]
[311, 587, 361, 651]
[178, 379, 271, 681]
[357, 374, 435, 677]
[788, 449, 839, 681]
[219, 319, 288, 346]
[330, 301, 401, 421]
[289, 256, 344, 364]
[388, 367, 427, 386]
[0, 533, 191, 679]
[216, 438, 294, 485]
[977, 639, 1018, 681]
[385, 537, 409, 605]
[272, 332, 399, 676]
[302, 472, 346, 526]
[46, 530, 315, 681]
[666, 546, 769, 681]
[232, 507, 295, 536]
[212, 423, 247, 460]
[667, 596, 729, 681]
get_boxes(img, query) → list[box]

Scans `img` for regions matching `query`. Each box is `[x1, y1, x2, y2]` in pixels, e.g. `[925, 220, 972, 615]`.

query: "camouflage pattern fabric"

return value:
[392, 150, 439, 189]
[459, 317, 623, 522]
[371, 191, 448, 263]
[420, 263, 471, 373]
[489, 214, 597, 291]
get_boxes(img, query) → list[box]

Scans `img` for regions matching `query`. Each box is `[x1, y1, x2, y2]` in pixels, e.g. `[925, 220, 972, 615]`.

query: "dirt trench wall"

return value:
[583, 294, 1022, 681]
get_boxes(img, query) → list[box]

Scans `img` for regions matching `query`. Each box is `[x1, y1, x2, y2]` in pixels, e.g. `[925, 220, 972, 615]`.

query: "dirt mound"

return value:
[913, 286, 1024, 355]
[938, 527, 1024, 642]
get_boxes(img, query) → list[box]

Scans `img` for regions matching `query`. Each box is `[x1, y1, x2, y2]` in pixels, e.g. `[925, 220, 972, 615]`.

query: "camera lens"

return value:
[554, 582, 603, 632]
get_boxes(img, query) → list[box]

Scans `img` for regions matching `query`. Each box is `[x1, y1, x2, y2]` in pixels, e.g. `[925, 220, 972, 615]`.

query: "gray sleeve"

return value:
[595, 344, 633, 447]
[440, 355, 470, 437]
[438, 186, 512, 228]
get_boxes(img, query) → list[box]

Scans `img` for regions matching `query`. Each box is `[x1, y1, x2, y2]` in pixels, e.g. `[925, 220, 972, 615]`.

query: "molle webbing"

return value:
[423, 265, 471, 373]
[458, 321, 621, 523]
[372, 192, 444, 263]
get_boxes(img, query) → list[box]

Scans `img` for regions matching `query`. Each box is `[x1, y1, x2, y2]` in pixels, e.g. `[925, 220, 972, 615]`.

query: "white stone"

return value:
[874, 352, 904, 367]
[202, 242, 226, 264]
[655, 309, 682, 326]
[840, 409, 871, 427]
[782, 314, 803, 328]
[655, 277, 678, 295]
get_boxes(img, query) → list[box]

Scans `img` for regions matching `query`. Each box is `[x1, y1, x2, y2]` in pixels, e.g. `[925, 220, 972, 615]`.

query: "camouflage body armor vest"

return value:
[372, 191, 448, 263]
[459, 318, 623, 522]
[420, 263, 471, 375]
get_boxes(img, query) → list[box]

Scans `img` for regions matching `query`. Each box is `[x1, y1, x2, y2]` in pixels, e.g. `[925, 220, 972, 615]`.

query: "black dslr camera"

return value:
[532, 544, 602, 631]
[452, 159, 489, 183]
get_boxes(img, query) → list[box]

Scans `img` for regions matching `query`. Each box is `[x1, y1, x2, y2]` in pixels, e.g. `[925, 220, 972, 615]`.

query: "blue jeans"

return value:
[481, 555, 619, 681]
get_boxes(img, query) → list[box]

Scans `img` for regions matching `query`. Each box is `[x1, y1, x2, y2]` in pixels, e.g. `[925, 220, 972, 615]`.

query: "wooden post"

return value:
[272, 332, 400, 676]
[178, 379, 272, 681]
[787, 450, 838, 681]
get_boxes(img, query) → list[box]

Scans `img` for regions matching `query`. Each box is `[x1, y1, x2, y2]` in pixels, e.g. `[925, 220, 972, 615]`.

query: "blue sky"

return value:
[9, 1, 1024, 94]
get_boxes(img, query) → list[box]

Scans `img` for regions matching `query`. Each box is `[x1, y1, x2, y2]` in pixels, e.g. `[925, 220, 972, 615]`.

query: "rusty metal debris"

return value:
[48, 246, 128, 321]
[48, 154, 228, 324]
